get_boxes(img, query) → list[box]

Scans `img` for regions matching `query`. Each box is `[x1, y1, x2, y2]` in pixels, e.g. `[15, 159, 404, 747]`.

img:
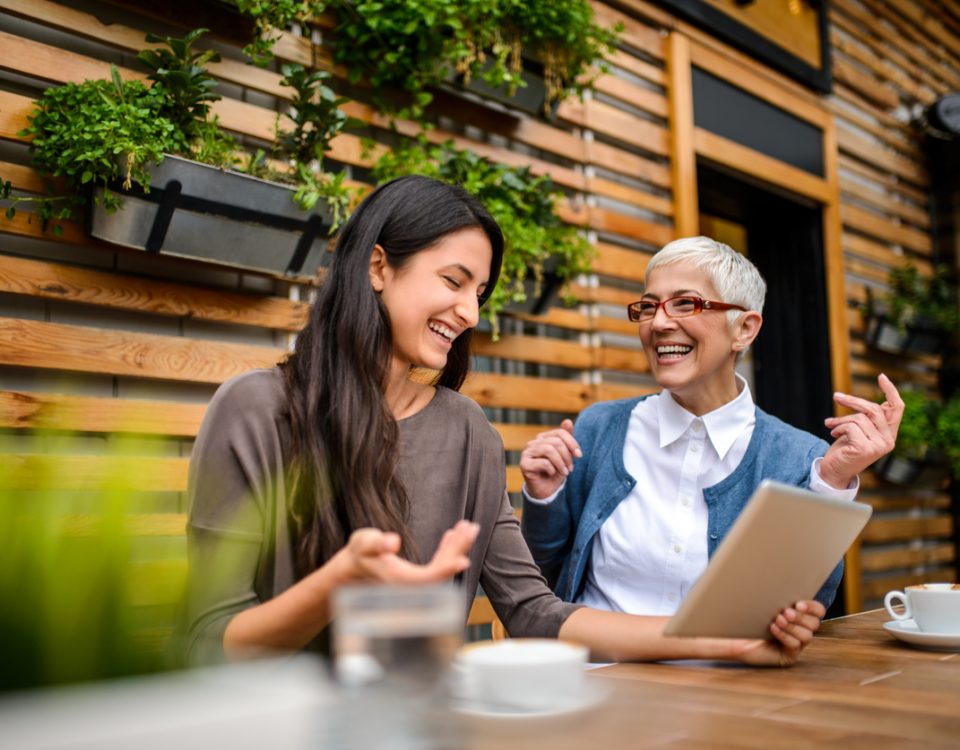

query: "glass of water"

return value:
[331, 584, 465, 750]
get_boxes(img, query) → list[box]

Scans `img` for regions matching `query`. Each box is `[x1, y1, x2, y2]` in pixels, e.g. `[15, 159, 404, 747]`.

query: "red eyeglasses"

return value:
[626, 296, 747, 322]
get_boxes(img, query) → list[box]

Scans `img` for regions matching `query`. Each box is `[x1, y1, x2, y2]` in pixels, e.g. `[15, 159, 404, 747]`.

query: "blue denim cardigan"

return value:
[520, 396, 844, 609]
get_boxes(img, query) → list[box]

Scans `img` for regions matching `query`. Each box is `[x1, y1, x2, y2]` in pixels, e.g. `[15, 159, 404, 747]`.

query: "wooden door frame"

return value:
[667, 31, 861, 612]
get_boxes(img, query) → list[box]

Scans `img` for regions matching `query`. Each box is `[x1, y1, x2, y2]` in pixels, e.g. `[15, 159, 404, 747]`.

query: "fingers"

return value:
[349, 521, 479, 585]
[797, 599, 826, 618]
[431, 520, 480, 566]
[832, 391, 888, 425]
[519, 421, 583, 496]
[348, 527, 401, 558]
[878, 373, 905, 413]
[530, 439, 576, 476]
[832, 374, 904, 434]
[769, 601, 822, 652]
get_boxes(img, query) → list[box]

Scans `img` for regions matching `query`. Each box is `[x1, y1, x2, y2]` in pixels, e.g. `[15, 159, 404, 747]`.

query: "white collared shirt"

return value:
[525, 378, 858, 616]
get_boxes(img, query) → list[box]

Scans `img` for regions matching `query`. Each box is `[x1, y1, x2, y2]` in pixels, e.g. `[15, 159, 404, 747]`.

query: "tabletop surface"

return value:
[463, 609, 960, 749]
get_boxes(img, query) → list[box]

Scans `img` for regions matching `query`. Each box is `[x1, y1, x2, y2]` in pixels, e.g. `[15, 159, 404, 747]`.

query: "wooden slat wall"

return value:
[0, 0, 669, 638]
[0, 0, 956, 629]
[828, 0, 959, 608]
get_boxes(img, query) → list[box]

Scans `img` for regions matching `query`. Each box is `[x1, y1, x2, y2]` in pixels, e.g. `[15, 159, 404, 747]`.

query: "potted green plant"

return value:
[863, 263, 960, 356]
[328, 0, 620, 121]
[372, 137, 594, 336]
[872, 388, 947, 486]
[934, 390, 960, 480]
[2, 30, 354, 279]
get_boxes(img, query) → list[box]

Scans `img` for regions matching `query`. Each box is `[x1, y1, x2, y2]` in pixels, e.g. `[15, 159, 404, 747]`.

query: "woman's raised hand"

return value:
[340, 520, 480, 585]
[819, 373, 905, 489]
[519, 419, 583, 499]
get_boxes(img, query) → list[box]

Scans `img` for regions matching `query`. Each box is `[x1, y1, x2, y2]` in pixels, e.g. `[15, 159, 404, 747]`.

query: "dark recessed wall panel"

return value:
[692, 67, 824, 177]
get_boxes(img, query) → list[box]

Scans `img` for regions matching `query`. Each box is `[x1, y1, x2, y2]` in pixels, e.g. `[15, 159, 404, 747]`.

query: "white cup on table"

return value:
[884, 583, 960, 634]
[453, 638, 589, 713]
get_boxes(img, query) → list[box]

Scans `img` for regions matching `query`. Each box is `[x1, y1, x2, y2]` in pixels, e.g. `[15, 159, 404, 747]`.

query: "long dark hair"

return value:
[280, 175, 503, 573]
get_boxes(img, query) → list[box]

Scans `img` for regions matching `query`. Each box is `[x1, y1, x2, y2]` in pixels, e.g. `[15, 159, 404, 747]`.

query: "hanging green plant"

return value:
[863, 262, 959, 356]
[3, 30, 356, 243]
[372, 137, 594, 335]
[231, 0, 328, 66]
[224, 1, 619, 121]
[331, 0, 620, 121]
[3, 67, 184, 233]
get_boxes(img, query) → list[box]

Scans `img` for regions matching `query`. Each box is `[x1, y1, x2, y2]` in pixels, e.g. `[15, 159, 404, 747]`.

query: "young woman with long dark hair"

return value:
[182, 177, 824, 667]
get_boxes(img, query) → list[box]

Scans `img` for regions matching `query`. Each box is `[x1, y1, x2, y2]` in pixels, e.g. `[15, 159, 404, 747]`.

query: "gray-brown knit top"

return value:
[181, 368, 579, 664]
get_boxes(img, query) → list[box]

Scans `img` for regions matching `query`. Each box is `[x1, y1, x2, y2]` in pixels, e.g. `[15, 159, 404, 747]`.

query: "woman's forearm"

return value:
[222, 550, 352, 659]
[557, 608, 736, 663]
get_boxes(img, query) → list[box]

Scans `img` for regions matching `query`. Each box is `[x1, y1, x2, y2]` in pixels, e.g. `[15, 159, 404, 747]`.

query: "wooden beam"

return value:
[0, 391, 205, 436]
[472, 333, 593, 370]
[3, 454, 188, 492]
[694, 128, 831, 203]
[0, 255, 308, 331]
[462, 373, 593, 414]
[0, 317, 284, 384]
[666, 32, 698, 237]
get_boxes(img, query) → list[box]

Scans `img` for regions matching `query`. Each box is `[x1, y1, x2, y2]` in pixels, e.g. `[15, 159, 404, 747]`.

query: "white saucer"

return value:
[883, 619, 960, 650]
[453, 683, 609, 720]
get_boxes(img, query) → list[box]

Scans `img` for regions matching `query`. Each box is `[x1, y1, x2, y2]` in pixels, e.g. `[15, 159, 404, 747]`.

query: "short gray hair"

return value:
[645, 236, 767, 319]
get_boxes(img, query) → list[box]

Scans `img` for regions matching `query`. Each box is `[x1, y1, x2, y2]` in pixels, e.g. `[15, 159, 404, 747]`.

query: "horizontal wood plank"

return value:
[861, 516, 954, 544]
[0, 318, 284, 384]
[860, 543, 955, 573]
[0, 390, 205, 436]
[462, 373, 593, 413]
[472, 333, 593, 370]
[2, 454, 188, 492]
[0, 255, 309, 331]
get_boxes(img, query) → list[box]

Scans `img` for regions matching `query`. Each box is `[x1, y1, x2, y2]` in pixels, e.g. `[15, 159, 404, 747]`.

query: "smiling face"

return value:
[639, 261, 762, 415]
[371, 227, 492, 375]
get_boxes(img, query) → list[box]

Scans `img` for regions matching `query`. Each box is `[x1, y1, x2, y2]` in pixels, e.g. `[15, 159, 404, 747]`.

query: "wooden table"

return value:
[465, 610, 960, 749]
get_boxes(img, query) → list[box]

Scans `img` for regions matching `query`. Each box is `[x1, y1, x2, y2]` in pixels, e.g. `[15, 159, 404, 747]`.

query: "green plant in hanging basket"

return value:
[372, 137, 594, 335]
[2, 29, 356, 238]
[867, 262, 960, 335]
[231, 0, 328, 66]
[894, 388, 941, 463]
[934, 391, 960, 478]
[5, 68, 184, 233]
[331, 0, 620, 121]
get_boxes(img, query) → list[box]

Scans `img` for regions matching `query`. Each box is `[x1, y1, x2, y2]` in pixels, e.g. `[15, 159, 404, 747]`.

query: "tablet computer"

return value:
[663, 480, 872, 639]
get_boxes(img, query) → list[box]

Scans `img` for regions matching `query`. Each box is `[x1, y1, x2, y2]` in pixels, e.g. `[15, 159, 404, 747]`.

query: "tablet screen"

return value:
[664, 480, 871, 638]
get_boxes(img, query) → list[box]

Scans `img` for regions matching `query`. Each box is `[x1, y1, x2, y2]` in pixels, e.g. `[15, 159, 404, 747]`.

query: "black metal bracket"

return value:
[145, 179, 182, 253]
[109, 177, 331, 273]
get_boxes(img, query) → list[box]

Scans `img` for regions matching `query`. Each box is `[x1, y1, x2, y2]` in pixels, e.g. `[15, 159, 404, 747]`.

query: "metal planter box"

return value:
[864, 312, 948, 357]
[89, 155, 334, 278]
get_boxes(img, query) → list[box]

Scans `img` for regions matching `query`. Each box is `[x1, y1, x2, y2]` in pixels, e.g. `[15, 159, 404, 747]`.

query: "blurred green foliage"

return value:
[0, 440, 185, 691]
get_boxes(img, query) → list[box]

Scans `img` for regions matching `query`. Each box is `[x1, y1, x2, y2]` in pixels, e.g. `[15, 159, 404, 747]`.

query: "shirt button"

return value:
[692, 421, 703, 433]
[680, 496, 690, 506]
[666, 592, 677, 602]
[690, 443, 700, 454]
[673, 544, 682, 554]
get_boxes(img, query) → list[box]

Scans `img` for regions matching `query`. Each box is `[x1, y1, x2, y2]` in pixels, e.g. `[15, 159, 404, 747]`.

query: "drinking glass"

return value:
[331, 584, 464, 749]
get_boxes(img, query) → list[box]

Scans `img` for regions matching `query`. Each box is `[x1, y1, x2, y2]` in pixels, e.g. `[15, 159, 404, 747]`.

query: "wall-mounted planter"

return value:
[450, 57, 554, 119]
[872, 449, 948, 487]
[89, 155, 335, 278]
[502, 265, 565, 317]
[863, 312, 949, 357]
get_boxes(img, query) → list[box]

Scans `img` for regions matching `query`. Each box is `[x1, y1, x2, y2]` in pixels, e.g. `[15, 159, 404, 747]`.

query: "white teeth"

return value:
[657, 345, 692, 355]
[429, 322, 456, 341]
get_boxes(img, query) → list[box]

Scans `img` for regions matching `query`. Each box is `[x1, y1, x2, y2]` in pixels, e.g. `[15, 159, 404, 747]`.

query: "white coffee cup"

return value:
[884, 583, 960, 634]
[453, 639, 588, 713]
